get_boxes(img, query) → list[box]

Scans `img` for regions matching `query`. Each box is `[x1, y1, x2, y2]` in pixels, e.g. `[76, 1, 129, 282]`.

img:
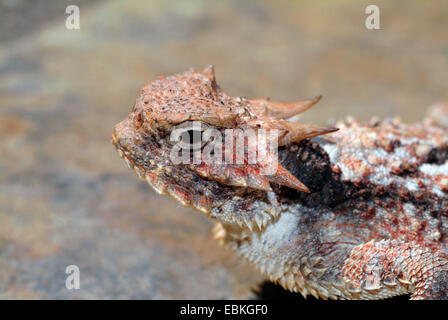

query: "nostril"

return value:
[135, 112, 143, 129]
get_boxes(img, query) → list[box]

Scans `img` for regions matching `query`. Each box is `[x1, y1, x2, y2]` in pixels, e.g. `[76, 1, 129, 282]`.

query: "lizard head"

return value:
[112, 66, 337, 229]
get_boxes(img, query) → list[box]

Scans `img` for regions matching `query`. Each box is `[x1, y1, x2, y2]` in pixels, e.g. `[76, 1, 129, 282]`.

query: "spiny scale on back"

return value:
[112, 66, 448, 300]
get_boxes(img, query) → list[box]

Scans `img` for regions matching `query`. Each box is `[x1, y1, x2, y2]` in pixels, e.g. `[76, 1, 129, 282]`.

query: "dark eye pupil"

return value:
[182, 130, 202, 149]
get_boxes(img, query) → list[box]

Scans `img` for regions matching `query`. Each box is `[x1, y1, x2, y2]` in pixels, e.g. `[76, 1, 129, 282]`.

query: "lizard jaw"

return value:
[112, 122, 281, 228]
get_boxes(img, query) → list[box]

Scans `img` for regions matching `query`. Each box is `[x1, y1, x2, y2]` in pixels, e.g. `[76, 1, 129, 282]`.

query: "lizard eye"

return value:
[182, 129, 203, 150]
[172, 121, 207, 151]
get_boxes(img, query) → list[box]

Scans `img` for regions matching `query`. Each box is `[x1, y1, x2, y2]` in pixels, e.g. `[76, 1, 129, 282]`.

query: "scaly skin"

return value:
[112, 66, 448, 300]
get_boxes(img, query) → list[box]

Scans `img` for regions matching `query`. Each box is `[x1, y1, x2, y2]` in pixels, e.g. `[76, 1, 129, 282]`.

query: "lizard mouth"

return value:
[111, 112, 343, 233]
[111, 119, 176, 197]
[111, 117, 286, 230]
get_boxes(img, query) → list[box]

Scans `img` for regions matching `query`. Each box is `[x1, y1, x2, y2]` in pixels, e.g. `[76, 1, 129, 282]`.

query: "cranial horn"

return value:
[243, 118, 338, 146]
[267, 164, 310, 193]
[249, 95, 322, 119]
[202, 65, 216, 82]
[267, 120, 338, 145]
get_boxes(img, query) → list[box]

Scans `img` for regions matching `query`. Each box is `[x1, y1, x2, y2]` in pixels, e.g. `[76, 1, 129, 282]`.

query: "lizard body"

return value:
[112, 66, 448, 299]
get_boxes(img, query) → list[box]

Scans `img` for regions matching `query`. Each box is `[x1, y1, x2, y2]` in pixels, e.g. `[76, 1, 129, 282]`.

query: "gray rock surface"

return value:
[0, 0, 447, 299]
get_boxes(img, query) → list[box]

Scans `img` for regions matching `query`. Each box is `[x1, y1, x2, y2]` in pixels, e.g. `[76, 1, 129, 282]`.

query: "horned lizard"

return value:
[111, 66, 448, 300]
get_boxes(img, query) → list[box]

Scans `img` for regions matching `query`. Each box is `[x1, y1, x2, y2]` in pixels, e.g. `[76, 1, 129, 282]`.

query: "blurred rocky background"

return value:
[0, 0, 447, 299]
